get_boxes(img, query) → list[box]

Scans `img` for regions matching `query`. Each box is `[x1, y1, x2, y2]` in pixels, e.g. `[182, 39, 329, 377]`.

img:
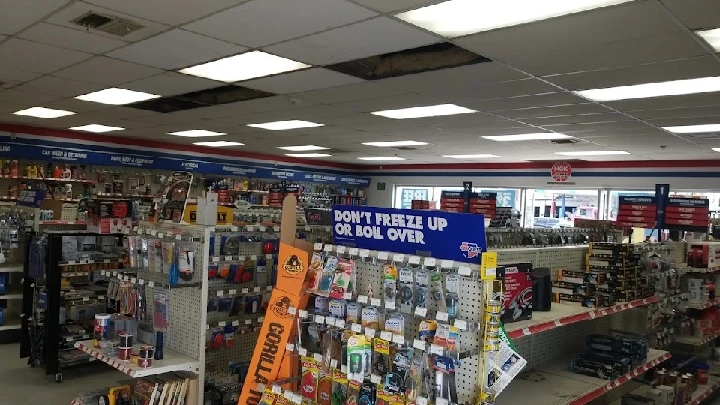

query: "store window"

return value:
[524, 189, 600, 227]
[392, 186, 521, 210]
[394, 186, 434, 209]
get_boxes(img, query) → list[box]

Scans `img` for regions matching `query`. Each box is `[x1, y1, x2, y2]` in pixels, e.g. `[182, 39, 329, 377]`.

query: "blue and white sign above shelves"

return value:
[0, 135, 370, 187]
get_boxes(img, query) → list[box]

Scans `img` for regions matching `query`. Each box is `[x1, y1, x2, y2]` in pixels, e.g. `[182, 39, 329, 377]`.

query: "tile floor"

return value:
[0, 343, 121, 405]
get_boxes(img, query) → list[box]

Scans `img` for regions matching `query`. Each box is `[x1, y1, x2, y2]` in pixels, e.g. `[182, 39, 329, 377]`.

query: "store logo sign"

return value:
[550, 162, 572, 182]
[460, 242, 481, 259]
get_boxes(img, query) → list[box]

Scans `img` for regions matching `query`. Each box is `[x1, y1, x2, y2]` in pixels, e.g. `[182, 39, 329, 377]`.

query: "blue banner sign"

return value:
[331, 205, 487, 263]
[16, 189, 47, 208]
[0, 135, 370, 187]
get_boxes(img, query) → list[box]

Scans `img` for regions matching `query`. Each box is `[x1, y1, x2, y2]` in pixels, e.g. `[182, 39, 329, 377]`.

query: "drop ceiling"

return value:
[1, 0, 720, 164]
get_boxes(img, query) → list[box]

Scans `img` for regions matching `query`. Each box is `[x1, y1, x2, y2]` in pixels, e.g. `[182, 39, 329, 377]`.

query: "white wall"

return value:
[366, 174, 720, 208]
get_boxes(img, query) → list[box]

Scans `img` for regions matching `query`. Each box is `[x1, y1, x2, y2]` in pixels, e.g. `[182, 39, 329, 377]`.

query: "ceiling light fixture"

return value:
[443, 154, 499, 159]
[371, 104, 476, 119]
[168, 130, 227, 137]
[180, 51, 310, 83]
[69, 124, 124, 133]
[362, 140, 429, 147]
[396, 0, 634, 38]
[285, 153, 333, 158]
[357, 157, 406, 161]
[697, 28, 720, 52]
[556, 150, 630, 156]
[662, 124, 720, 134]
[574, 76, 720, 102]
[75, 88, 161, 105]
[277, 145, 329, 151]
[193, 141, 244, 147]
[248, 120, 324, 131]
[13, 107, 75, 119]
[712, 148, 720, 153]
[482, 133, 573, 141]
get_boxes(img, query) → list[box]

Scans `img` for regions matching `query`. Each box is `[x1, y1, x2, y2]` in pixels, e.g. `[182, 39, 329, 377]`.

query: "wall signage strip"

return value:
[615, 196, 657, 229]
[665, 197, 709, 232]
[0, 135, 370, 187]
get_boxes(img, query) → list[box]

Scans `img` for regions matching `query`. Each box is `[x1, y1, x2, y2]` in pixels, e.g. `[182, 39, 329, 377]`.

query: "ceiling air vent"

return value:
[71, 11, 144, 37]
[549, 138, 579, 145]
[396, 146, 418, 151]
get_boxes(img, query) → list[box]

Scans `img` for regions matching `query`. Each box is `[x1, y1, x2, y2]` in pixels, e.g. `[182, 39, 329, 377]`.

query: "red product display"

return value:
[439, 191, 497, 218]
[498, 263, 533, 324]
[615, 196, 656, 228]
[665, 197, 709, 232]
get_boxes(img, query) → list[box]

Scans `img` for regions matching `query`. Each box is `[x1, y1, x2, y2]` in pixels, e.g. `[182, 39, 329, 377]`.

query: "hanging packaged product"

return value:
[372, 337, 391, 377]
[177, 245, 195, 284]
[499, 263, 533, 324]
[418, 320, 437, 343]
[359, 382, 376, 405]
[399, 267, 415, 314]
[315, 296, 329, 314]
[347, 380, 361, 405]
[433, 355, 458, 404]
[406, 352, 427, 403]
[383, 263, 399, 305]
[347, 335, 372, 378]
[317, 370, 333, 405]
[152, 289, 170, 331]
[386, 347, 413, 395]
[331, 370, 348, 405]
[306, 252, 325, 293]
[429, 272, 446, 313]
[301, 356, 319, 402]
[319, 256, 339, 296]
[385, 312, 405, 336]
[328, 299, 346, 322]
[434, 324, 459, 361]
[445, 273, 460, 320]
[302, 323, 322, 353]
[330, 258, 355, 299]
[258, 388, 277, 405]
[361, 306, 379, 330]
[346, 302, 361, 324]
[414, 270, 429, 312]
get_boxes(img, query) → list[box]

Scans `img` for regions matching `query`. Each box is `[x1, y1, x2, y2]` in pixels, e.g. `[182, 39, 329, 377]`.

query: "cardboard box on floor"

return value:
[239, 195, 314, 405]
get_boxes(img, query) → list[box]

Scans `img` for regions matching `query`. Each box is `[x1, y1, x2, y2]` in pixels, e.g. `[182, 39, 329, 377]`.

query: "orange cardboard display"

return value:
[239, 196, 314, 405]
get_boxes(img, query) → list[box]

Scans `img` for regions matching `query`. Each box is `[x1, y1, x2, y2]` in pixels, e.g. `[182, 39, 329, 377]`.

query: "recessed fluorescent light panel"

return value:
[556, 151, 630, 156]
[277, 145, 329, 151]
[180, 51, 310, 83]
[482, 133, 573, 141]
[371, 104, 476, 119]
[75, 88, 161, 105]
[193, 141, 244, 147]
[362, 140, 429, 147]
[357, 157, 406, 161]
[443, 154, 499, 159]
[168, 130, 226, 137]
[396, 0, 634, 37]
[712, 148, 720, 153]
[663, 124, 720, 134]
[574, 76, 720, 102]
[13, 107, 75, 119]
[69, 124, 124, 133]
[285, 153, 332, 158]
[697, 28, 720, 52]
[248, 120, 324, 131]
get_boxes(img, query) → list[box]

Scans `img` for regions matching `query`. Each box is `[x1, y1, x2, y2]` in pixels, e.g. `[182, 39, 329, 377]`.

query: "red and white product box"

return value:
[498, 263, 533, 324]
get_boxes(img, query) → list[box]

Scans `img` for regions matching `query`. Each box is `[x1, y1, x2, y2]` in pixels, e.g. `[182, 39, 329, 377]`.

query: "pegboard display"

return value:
[495, 246, 588, 281]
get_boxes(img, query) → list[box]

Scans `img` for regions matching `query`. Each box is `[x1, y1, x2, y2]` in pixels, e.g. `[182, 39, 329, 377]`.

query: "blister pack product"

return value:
[258, 388, 277, 405]
[177, 244, 195, 283]
[372, 338, 391, 377]
[433, 355, 458, 404]
[415, 270, 429, 310]
[317, 371, 333, 405]
[331, 370, 348, 405]
[383, 263, 399, 304]
[315, 296, 330, 314]
[224, 325, 236, 348]
[406, 353, 427, 403]
[319, 256, 339, 296]
[306, 252, 325, 293]
[347, 335, 372, 377]
[229, 295, 244, 316]
[303, 323, 323, 353]
[399, 268, 414, 314]
[444, 273, 460, 320]
[346, 302, 361, 324]
[418, 320, 437, 343]
[301, 356, 320, 401]
[152, 289, 170, 331]
[347, 380, 361, 405]
[386, 347, 413, 394]
[435, 324, 459, 361]
[245, 295, 262, 314]
[429, 272, 446, 313]
[359, 383, 376, 405]
[361, 306, 379, 329]
[384, 312, 405, 336]
[330, 258, 355, 299]
[218, 296, 233, 312]
[329, 299, 346, 321]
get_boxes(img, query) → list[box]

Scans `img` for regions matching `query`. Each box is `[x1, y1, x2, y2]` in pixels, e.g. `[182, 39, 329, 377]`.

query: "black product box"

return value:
[576, 350, 633, 374]
[586, 335, 647, 361]
[557, 293, 615, 308]
[588, 256, 640, 267]
[559, 270, 606, 285]
[498, 263, 533, 324]
[552, 281, 595, 296]
[570, 357, 620, 380]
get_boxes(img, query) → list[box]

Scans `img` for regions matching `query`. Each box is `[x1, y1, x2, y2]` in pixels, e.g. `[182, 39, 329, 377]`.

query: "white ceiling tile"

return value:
[242, 68, 365, 94]
[108, 29, 245, 70]
[46, 2, 170, 42]
[496, 32, 709, 77]
[0, 0, 69, 35]
[185, 0, 377, 47]
[89, 106, 159, 119]
[470, 92, 588, 112]
[455, 1, 679, 60]
[497, 103, 614, 120]
[542, 120, 655, 133]
[122, 72, 224, 96]
[267, 17, 439, 65]
[377, 62, 529, 92]
[350, 0, 440, 13]
[19, 23, 127, 54]
[0, 67, 43, 87]
[646, 116, 720, 127]
[523, 113, 633, 126]
[0, 38, 92, 74]
[227, 95, 319, 114]
[84, 0, 243, 25]
[14, 76, 106, 97]
[43, 98, 111, 113]
[661, 0, 720, 30]
[545, 57, 720, 91]
[330, 93, 441, 112]
[292, 82, 407, 104]
[628, 106, 720, 120]
[422, 78, 558, 103]
[53, 56, 164, 85]
[0, 89, 61, 106]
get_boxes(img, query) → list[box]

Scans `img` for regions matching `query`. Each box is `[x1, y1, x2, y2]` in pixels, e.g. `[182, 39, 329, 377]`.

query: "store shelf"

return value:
[0, 287, 24, 300]
[683, 266, 720, 273]
[675, 330, 720, 346]
[496, 349, 670, 405]
[61, 272, 90, 278]
[0, 175, 95, 184]
[74, 340, 199, 378]
[58, 258, 122, 267]
[686, 300, 717, 310]
[688, 375, 720, 405]
[506, 296, 660, 339]
[0, 311, 22, 331]
[0, 262, 23, 273]
[39, 220, 87, 225]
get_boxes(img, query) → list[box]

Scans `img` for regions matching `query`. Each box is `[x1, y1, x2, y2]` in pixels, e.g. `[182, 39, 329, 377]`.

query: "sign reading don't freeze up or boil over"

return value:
[331, 205, 487, 263]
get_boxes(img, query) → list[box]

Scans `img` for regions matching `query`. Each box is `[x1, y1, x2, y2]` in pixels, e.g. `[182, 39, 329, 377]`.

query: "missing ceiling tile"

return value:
[326, 42, 491, 80]
[127, 85, 276, 113]
[71, 11, 144, 37]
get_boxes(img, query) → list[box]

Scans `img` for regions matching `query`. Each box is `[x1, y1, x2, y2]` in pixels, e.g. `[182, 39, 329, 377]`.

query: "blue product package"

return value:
[0, 308, 4, 326]
[0, 273, 7, 295]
